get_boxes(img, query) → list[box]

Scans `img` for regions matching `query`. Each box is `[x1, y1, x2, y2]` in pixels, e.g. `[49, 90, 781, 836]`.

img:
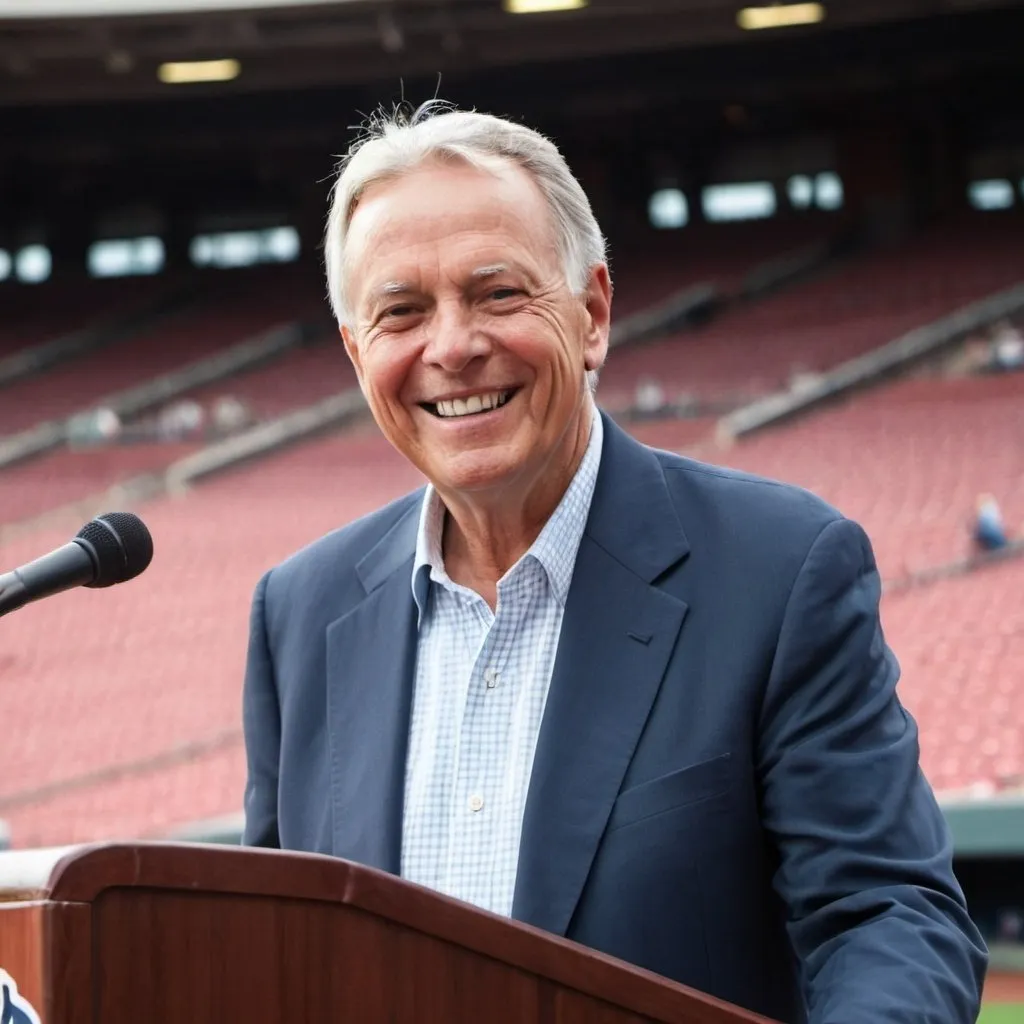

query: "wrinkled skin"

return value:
[341, 158, 612, 598]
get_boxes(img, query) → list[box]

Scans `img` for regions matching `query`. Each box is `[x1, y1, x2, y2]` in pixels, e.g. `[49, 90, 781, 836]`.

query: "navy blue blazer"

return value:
[242, 412, 986, 1022]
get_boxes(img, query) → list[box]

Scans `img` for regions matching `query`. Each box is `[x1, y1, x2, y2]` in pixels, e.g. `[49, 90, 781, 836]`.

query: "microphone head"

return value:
[76, 512, 154, 588]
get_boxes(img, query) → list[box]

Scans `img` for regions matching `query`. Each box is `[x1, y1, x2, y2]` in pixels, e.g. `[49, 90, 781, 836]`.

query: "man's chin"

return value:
[427, 449, 527, 497]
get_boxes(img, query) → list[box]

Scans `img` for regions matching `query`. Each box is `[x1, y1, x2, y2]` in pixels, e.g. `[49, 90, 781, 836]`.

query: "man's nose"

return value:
[421, 303, 491, 372]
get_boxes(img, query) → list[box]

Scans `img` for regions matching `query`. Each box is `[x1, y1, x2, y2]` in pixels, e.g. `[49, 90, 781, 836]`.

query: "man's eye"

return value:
[489, 288, 520, 301]
[382, 304, 416, 318]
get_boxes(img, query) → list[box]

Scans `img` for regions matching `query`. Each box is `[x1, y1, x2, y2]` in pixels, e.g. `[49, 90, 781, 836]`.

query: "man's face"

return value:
[341, 158, 611, 503]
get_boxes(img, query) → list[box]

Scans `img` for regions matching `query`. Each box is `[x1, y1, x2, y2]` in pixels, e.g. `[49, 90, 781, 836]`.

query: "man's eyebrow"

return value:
[372, 280, 417, 298]
[470, 264, 511, 280]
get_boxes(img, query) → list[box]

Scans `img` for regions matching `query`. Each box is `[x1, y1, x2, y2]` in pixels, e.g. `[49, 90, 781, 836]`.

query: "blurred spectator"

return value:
[67, 406, 122, 446]
[157, 399, 205, 442]
[789, 366, 825, 392]
[633, 377, 667, 417]
[989, 319, 1024, 373]
[211, 394, 253, 436]
[972, 493, 1008, 552]
[943, 335, 991, 377]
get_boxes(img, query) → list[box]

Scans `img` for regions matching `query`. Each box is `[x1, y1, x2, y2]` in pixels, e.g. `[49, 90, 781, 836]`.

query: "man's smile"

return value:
[419, 387, 521, 419]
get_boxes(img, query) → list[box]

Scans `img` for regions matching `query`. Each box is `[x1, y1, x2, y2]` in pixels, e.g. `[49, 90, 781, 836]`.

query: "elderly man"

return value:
[242, 103, 986, 1022]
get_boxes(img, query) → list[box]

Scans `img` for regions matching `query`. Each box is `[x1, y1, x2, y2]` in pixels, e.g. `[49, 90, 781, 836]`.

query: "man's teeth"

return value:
[435, 390, 512, 418]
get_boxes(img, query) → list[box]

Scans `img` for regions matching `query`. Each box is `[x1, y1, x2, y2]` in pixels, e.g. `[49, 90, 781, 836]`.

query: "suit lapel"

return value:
[326, 501, 421, 875]
[512, 414, 690, 935]
[322, 415, 691, 921]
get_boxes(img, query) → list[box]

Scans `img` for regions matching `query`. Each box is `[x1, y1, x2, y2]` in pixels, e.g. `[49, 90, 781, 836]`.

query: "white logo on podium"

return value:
[0, 969, 41, 1024]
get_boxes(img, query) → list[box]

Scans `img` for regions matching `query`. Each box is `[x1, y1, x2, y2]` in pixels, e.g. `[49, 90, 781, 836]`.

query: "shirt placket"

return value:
[446, 578, 524, 913]
[440, 591, 490, 906]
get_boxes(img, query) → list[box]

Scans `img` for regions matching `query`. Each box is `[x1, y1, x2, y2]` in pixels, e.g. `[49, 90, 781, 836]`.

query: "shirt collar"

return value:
[412, 408, 604, 624]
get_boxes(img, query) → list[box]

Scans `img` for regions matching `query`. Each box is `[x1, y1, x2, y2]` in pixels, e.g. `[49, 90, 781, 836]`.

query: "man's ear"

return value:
[340, 325, 362, 379]
[582, 263, 612, 373]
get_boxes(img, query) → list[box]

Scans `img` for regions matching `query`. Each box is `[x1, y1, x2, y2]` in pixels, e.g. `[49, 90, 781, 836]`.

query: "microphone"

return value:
[0, 512, 153, 618]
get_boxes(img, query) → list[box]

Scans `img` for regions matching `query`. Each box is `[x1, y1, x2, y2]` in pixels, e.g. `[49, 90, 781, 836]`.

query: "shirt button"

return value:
[468, 794, 484, 812]
[484, 666, 500, 688]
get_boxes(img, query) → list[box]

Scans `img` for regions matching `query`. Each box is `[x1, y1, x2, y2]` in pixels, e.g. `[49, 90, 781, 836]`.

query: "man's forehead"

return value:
[345, 164, 559, 304]
[355, 160, 536, 221]
[355, 203, 527, 256]
[350, 163, 552, 250]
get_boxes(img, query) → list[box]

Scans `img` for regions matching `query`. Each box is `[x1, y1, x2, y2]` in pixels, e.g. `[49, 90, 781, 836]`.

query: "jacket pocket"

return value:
[605, 753, 734, 833]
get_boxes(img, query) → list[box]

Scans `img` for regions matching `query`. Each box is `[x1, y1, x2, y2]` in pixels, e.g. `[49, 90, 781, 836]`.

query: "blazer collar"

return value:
[351, 410, 687, 595]
[328, 412, 692, 905]
[511, 413, 692, 934]
[585, 410, 690, 581]
[355, 493, 423, 595]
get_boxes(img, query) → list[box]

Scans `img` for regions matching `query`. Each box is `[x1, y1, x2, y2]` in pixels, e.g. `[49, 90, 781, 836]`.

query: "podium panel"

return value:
[0, 843, 776, 1024]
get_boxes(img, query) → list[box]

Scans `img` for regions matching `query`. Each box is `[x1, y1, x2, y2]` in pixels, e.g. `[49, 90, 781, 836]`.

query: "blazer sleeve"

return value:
[757, 517, 987, 1023]
[241, 570, 282, 849]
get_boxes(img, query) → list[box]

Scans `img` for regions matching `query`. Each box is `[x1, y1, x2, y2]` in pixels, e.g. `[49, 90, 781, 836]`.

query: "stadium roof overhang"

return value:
[0, 0, 1020, 107]
[0, 0, 372, 13]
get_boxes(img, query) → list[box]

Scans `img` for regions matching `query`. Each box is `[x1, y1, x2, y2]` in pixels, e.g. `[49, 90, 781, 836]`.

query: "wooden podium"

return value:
[0, 842, 775, 1023]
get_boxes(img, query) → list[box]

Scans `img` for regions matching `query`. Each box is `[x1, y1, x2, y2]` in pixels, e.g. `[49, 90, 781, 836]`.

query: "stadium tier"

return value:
[0, 442, 200, 525]
[607, 216, 835, 317]
[599, 213, 1024, 407]
[883, 556, 1024, 795]
[716, 372, 1024, 581]
[0, 221, 826, 526]
[0, 276, 172, 361]
[175, 338, 356, 419]
[0, 289, 318, 437]
[2, 413, 1023, 845]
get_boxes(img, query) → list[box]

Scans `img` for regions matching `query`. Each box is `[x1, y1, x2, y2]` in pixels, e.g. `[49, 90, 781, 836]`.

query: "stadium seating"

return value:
[621, 415, 719, 452]
[599, 214, 1024, 407]
[0, 294, 317, 437]
[0, 431, 420, 846]
[0, 276, 171, 361]
[608, 216, 833, 317]
[0, 442, 199, 525]
[2, 213, 1023, 846]
[5, 353, 1024, 846]
[0, 269, 341, 524]
[0, 218, 830, 450]
[179, 336, 356, 420]
[883, 556, 1024, 795]
[714, 371, 1024, 581]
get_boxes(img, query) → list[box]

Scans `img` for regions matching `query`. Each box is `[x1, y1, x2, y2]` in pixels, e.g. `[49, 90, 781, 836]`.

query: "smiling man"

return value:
[241, 103, 986, 1022]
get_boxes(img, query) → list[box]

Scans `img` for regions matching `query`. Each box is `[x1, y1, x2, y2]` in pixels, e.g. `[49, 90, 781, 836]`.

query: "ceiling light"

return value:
[737, 3, 825, 30]
[157, 58, 241, 84]
[503, 0, 587, 13]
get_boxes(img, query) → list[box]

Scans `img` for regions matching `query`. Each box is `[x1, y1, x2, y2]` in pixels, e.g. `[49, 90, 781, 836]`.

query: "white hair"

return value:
[324, 101, 607, 390]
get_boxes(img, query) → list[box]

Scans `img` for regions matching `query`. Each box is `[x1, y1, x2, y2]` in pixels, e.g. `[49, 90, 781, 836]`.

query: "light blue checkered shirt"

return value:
[401, 410, 604, 917]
